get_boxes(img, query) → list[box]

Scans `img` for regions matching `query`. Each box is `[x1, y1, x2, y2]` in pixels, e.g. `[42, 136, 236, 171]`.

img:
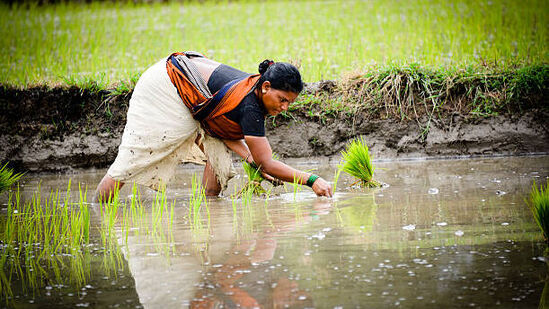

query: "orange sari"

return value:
[166, 52, 260, 140]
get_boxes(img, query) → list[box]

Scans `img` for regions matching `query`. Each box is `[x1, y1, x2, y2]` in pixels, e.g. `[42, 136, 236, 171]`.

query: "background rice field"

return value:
[0, 0, 547, 87]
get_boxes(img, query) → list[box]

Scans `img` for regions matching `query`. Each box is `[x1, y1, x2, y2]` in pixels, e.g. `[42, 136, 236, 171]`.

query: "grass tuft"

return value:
[527, 180, 549, 245]
[0, 163, 24, 193]
[339, 137, 381, 188]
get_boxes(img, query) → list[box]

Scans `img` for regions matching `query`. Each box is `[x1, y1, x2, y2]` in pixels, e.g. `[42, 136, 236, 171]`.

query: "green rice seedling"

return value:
[339, 137, 381, 188]
[333, 168, 342, 194]
[0, 181, 96, 300]
[189, 174, 210, 234]
[527, 180, 549, 245]
[1, 1, 546, 86]
[0, 163, 24, 193]
[291, 173, 302, 201]
[239, 161, 267, 196]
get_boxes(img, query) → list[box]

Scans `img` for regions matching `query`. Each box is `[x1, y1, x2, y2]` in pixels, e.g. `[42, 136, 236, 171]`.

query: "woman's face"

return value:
[259, 81, 299, 116]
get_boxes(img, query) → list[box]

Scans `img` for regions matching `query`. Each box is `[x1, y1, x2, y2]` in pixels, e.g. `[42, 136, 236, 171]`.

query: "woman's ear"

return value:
[262, 81, 271, 94]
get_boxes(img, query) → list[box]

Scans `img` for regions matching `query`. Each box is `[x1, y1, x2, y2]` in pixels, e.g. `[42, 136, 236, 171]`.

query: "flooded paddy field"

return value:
[1, 155, 548, 308]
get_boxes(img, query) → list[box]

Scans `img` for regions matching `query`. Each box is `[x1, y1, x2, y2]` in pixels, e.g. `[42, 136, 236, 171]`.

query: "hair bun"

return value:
[258, 59, 275, 74]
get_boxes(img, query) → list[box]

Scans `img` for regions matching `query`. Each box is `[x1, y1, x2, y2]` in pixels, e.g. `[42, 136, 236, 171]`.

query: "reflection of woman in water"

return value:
[95, 51, 333, 200]
[189, 200, 333, 308]
[191, 239, 313, 308]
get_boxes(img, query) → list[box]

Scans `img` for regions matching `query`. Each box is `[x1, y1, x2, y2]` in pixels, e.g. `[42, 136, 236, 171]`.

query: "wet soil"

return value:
[1, 84, 548, 172]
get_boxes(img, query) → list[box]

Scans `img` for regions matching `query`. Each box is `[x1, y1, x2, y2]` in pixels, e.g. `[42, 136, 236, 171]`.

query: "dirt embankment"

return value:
[1, 83, 548, 173]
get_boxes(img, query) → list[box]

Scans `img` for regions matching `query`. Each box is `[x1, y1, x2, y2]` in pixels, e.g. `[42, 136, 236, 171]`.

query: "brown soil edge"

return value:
[1, 83, 548, 173]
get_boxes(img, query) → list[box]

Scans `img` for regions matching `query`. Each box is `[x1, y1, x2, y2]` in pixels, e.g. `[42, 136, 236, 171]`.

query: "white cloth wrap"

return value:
[107, 58, 235, 191]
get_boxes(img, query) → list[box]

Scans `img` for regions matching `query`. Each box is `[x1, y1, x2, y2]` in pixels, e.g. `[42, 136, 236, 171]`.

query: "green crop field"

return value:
[0, 0, 547, 87]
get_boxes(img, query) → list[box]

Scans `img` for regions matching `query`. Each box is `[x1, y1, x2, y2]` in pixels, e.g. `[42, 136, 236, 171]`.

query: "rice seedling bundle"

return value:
[238, 161, 267, 197]
[339, 137, 381, 188]
[527, 180, 549, 245]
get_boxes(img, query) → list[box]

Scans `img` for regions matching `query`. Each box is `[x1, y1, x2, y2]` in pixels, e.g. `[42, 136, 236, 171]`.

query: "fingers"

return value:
[312, 178, 333, 198]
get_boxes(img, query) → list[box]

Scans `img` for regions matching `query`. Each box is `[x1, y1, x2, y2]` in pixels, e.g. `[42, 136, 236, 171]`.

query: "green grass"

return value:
[188, 174, 210, 234]
[527, 180, 549, 245]
[0, 163, 24, 194]
[238, 161, 267, 196]
[0, 0, 546, 87]
[0, 181, 92, 300]
[339, 137, 381, 188]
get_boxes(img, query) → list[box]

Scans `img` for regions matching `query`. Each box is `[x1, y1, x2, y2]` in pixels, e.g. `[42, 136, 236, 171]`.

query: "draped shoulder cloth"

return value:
[166, 51, 260, 140]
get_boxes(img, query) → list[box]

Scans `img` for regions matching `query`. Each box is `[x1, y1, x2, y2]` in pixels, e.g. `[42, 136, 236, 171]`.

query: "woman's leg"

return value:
[94, 174, 124, 202]
[202, 161, 221, 196]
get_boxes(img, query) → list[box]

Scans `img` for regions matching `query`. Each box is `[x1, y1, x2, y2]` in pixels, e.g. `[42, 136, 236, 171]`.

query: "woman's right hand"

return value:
[311, 177, 333, 197]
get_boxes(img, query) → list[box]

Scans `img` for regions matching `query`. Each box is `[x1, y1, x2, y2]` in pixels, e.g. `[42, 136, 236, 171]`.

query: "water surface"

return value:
[1, 155, 548, 308]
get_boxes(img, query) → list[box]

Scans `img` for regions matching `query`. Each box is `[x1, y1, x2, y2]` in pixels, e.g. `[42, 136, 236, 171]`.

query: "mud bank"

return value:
[1, 84, 548, 172]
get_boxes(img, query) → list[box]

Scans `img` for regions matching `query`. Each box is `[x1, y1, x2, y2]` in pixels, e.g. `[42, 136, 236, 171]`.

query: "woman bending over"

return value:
[95, 51, 332, 200]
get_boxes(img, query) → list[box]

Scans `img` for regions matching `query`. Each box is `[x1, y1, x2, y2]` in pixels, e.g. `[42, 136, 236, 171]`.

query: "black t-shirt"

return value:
[206, 64, 266, 137]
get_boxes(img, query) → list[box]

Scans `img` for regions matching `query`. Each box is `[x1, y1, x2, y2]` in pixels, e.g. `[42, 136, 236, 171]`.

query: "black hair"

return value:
[257, 59, 303, 94]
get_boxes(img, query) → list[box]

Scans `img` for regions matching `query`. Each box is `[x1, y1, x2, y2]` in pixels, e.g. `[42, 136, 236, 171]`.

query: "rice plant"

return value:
[235, 153, 281, 198]
[527, 180, 549, 245]
[239, 161, 267, 196]
[0, 181, 94, 300]
[291, 173, 302, 201]
[188, 174, 210, 234]
[333, 168, 342, 194]
[0, 0, 546, 86]
[339, 137, 381, 188]
[0, 163, 24, 193]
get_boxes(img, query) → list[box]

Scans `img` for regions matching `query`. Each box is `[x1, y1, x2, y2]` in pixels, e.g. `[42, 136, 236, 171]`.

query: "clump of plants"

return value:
[527, 180, 549, 246]
[235, 153, 283, 198]
[0, 163, 24, 193]
[339, 137, 381, 188]
[239, 161, 267, 196]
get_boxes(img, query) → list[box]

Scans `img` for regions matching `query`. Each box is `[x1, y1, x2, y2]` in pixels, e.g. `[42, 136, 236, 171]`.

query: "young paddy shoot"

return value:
[527, 180, 549, 246]
[0, 163, 24, 194]
[339, 137, 381, 188]
[237, 161, 267, 197]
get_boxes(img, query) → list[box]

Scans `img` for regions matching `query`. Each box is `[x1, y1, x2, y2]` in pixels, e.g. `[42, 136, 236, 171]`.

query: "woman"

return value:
[95, 51, 333, 199]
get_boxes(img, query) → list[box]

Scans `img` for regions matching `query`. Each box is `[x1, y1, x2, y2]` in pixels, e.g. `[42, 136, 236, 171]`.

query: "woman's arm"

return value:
[223, 139, 251, 162]
[223, 139, 281, 185]
[244, 135, 333, 197]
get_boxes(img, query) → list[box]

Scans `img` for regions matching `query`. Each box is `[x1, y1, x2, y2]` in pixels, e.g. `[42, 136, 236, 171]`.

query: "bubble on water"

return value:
[402, 224, 416, 231]
[455, 230, 464, 237]
[311, 232, 326, 240]
[428, 188, 439, 194]
[534, 256, 547, 262]
[436, 222, 448, 227]
[413, 259, 428, 265]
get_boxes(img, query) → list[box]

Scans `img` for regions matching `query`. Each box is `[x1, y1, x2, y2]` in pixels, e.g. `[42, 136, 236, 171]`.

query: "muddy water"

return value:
[1, 155, 548, 308]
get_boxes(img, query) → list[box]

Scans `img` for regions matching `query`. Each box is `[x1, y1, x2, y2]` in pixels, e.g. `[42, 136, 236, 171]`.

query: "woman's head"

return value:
[257, 60, 303, 116]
